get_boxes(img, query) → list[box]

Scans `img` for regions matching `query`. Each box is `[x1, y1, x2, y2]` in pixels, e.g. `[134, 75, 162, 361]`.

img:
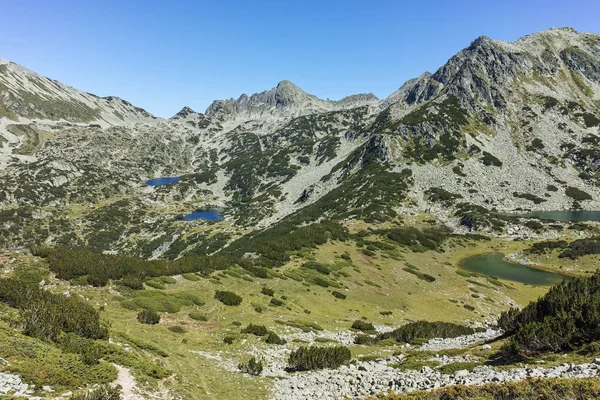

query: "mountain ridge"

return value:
[0, 26, 599, 254]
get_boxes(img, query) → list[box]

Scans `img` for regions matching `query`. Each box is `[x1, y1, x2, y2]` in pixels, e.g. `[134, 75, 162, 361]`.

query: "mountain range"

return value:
[1, 27, 599, 257]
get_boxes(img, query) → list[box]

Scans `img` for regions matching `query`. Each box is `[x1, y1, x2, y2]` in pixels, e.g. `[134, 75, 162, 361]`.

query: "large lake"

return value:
[460, 253, 565, 286]
[146, 177, 181, 186]
[516, 210, 600, 222]
[183, 211, 225, 221]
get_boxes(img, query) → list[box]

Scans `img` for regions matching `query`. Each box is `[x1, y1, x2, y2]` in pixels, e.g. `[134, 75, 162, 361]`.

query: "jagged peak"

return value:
[171, 106, 202, 119]
[204, 80, 319, 117]
[468, 35, 496, 49]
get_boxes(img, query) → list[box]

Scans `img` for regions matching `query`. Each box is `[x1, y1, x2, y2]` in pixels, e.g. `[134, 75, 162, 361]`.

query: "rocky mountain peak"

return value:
[171, 106, 201, 119]
[203, 80, 378, 125]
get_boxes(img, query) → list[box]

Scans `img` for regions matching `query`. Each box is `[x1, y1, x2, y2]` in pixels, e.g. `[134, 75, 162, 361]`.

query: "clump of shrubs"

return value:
[238, 357, 263, 376]
[269, 298, 284, 307]
[214, 290, 242, 306]
[499, 271, 600, 357]
[121, 275, 144, 290]
[378, 321, 474, 344]
[168, 326, 187, 334]
[261, 287, 275, 297]
[241, 324, 269, 336]
[0, 278, 107, 342]
[351, 320, 375, 332]
[137, 309, 160, 325]
[287, 346, 352, 371]
[566, 186, 592, 201]
[525, 220, 544, 230]
[265, 331, 287, 345]
[331, 290, 346, 299]
[71, 385, 121, 400]
[223, 335, 236, 345]
[188, 311, 207, 321]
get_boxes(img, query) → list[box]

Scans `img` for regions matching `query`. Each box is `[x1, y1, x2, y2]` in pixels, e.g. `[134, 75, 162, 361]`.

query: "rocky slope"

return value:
[0, 27, 599, 257]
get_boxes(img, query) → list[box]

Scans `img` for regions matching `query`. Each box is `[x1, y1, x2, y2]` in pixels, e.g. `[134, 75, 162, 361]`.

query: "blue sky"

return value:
[1, 0, 598, 117]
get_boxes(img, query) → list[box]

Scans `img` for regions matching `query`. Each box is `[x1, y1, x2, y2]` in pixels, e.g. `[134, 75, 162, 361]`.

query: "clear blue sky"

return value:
[1, 0, 598, 117]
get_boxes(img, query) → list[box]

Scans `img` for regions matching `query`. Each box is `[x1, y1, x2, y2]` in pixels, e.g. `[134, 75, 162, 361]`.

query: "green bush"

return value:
[223, 335, 236, 345]
[499, 271, 600, 357]
[261, 287, 275, 297]
[137, 309, 160, 325]
[481, 151, 502, 167]
[144, 280, 166, 290]
[168, 326, 187, 334]
[188, 311, 208, 321]
[241, 324, 269, 336]
[181, 273, 201, 281]
[403, 267, 436, 282]
[559, 237, 600, 259]
[265, 331, 287, 345]
[351, 320, 375, 332]
[287, 345, 351, 371]
[566, 186, 592, 201]
[378, 321, 473, 344]
[36, 246, 234, 288]
[121, 275, 144, 290]
[525, 221, 544, 230]
[0, 278, 107, 341]
[72, 385, 121, 400]
[425, 187, 463, 206]
[238, 357, 263, 375]
[269, 297, 284, 307]
[354, 334, 378, 345]
[214, 290, 242, 306]
[312, 276, 330, 287]
[385, 226, 449, 252]
[331, 290, 347, 299]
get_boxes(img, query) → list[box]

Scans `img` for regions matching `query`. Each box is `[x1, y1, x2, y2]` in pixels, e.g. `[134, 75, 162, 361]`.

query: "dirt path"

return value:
[111, 364, 145, 400]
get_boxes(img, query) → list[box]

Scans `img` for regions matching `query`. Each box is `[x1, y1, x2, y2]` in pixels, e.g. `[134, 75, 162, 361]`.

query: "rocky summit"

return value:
[1, 27, 600, 400]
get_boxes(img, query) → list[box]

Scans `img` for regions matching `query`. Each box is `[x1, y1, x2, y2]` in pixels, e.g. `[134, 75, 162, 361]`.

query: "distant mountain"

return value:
[0, 57, 157, 127]
[0, 27, 599, 257]
[204, 80, 379, 124]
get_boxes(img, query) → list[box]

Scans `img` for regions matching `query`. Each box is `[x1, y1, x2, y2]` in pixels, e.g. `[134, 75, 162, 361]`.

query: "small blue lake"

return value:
[183, 211, 225, 221]
[146, 177, 181, 186]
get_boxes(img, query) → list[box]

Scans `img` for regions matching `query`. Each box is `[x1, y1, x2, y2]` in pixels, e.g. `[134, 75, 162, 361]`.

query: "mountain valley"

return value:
[1, 27, 600, 399]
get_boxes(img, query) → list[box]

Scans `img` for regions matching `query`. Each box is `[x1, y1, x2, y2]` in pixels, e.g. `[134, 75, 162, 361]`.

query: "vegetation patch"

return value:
[379, 377, 600, 399]
[238, 357, 263, 376]
[378, 321, 474, 344]
[351, 320, 375, 332]
[498, 272, 600, 357]
[513, 192, 547, 204]
[137, 309, 160, 325]
[287, 345, 351, 371]
[566, 186, 592, 201]
[214, 290, 243, 306]
[481, 151, 502, 167]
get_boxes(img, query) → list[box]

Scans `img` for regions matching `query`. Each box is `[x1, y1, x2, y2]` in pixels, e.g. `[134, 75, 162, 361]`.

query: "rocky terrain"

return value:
[274, 358, 600, 400]
[0, 27, 599, 258]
